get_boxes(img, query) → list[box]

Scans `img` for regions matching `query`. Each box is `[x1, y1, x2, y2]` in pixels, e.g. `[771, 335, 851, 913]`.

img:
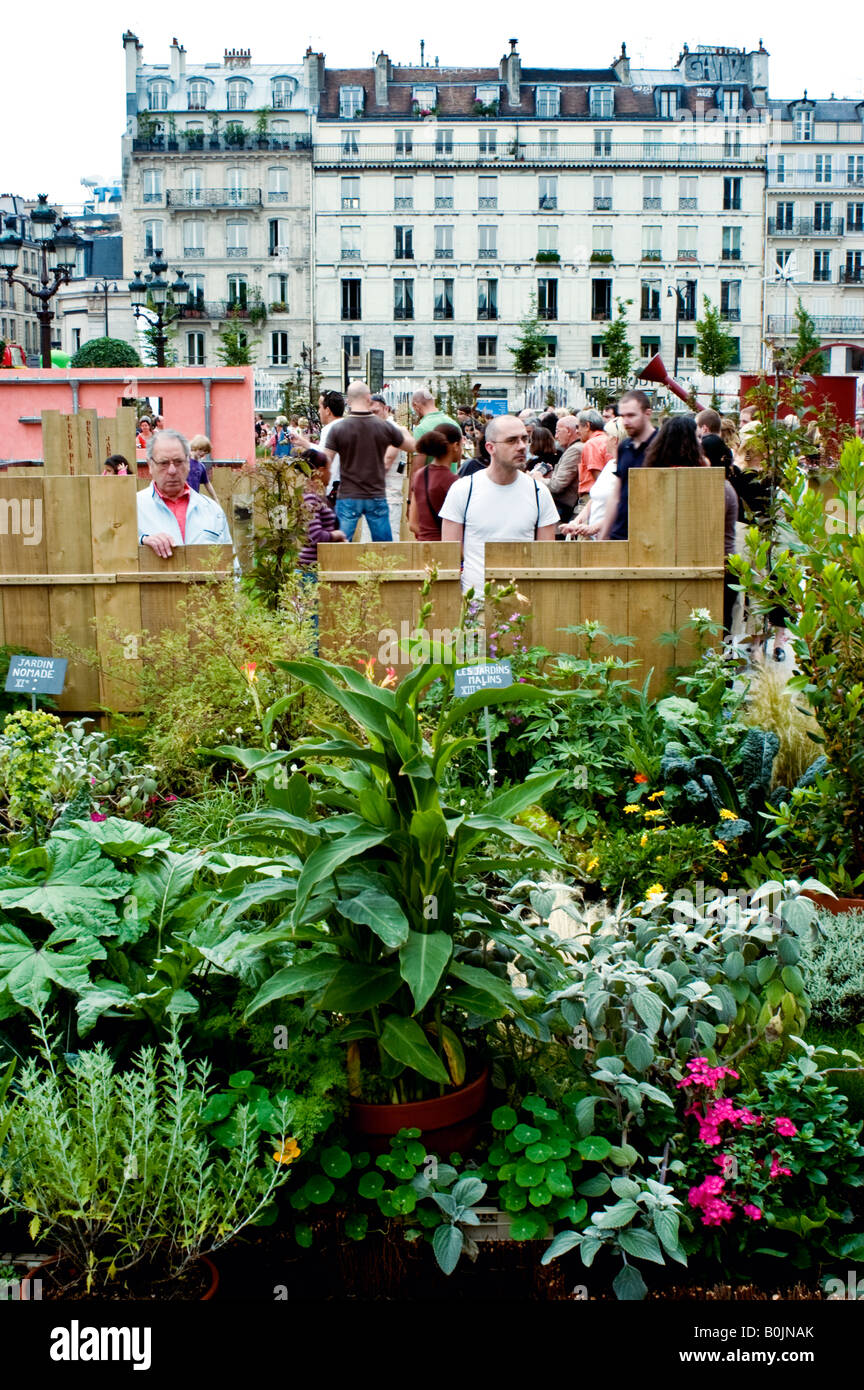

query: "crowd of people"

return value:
[130, 383, 832, 660]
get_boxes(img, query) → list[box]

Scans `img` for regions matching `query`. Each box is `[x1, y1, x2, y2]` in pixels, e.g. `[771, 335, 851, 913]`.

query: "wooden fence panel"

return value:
[91, 476, 142, 713]
[44, 477, 99, 709]
[97, 407, 137, 468]
[670, 468, 725, 669]
[0, 477, 48, 659]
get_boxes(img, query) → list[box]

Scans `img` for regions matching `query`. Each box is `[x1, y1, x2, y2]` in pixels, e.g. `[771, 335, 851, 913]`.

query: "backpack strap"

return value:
[533, 477, 540, 539]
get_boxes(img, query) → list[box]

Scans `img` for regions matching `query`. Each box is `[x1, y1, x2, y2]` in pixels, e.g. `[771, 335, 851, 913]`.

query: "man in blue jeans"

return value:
[323, 380, 415, 541]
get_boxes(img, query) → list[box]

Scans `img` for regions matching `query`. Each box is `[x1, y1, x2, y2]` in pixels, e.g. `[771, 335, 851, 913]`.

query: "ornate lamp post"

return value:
[0, 195, 80, 367]
[93, 279, 119, 338]
[128, 251, 189, 367]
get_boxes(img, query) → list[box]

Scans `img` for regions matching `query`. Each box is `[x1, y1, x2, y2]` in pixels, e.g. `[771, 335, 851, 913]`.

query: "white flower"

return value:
[291, 763, 298, 772]
[270, 742, 278, 750]
[460, 799, 467, 807]
[690, 608, 712, 623]
[235, 727, 243, 734]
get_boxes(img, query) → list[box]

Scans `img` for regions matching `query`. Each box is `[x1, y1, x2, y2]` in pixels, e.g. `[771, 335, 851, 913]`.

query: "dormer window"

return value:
[412, 85, 437, 112]
[475, 85, 500, 112]
[795, 108, 814, 141]
[187, 81, 209, 111]
[536, 85, 560, 118]
[227, 78, 251, 111]
[340, 85, 364, 118]
[148, 81, 170, 111]
[720, 89, 741, 117]
[272, 77, 295, 109]
[657, 89, 677, 119]
[589, 86, 614, 119]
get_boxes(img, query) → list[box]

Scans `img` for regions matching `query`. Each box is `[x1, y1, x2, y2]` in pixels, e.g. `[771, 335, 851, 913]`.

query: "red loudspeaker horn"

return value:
[637, 353, 692, 406]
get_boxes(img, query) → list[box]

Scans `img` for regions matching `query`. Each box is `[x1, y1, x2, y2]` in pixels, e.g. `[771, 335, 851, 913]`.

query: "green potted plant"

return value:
[247, 287, 267, 328]
[255, 107, 271, 148]
[0, 1025, 299, 1299]
[185, 126, 204, 150]
[536, 250, 561, 264]
[225, 121, 247, 149]
[216, 632, 575, 1134]
[731, 434, 864, 904]
[208, 114, 221, 149]
[167, 114, 179, 151]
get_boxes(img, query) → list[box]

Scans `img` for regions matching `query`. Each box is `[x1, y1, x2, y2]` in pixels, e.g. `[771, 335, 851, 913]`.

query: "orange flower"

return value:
[242, 661, 258, 685]
[358, 657, 376, 680]
[380, 666, 397, 689]
[634, 774, 649, 784]
[273, 1137, 301, 1165]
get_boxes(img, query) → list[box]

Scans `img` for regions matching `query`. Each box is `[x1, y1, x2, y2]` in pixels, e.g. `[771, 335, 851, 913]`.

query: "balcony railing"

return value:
[142, 192, 164, 204]
[643, 197, 662, 209]
[434, 196, 454, 208]
[183, 247, 205, 258]
[641, 308, 661, 321]
[721, 249, 742, 260]
[133, 134, 311, 153]
[592, 310, 612, 321]
[677, 249, 698, 261]
[768, 313, 864, 334]
[393, 307, 414, 320]
[226, 247, 249, 257]
[268, 191, 291, 202]
[679, 196, 698, 209]
[721, 308, 741, 321]
[477, 308, 498, 321]
[539, 196, 558, 209]
[769, 171, 864, 188]
[767, 217, 845, 236]
[478, 247, 497, 259]
[394, 250, 414, 260]
[394, 198, 413, 209]
[593, 196, 612, 210]
[478, 197, 497, 209]
[642, 249, 662, 261]
[839, 267, 864, 284]
[312, 141, 767, 168]
[167, 188, 262, 208]
[341, 248, 361, 259]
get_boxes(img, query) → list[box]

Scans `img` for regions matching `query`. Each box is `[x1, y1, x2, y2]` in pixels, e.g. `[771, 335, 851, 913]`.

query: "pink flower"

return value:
[743, 1204, 763, 1220]
[676, 1057, 740, 1091]
[769, 1155, 792, 1179]
[90, 811, 107, 822]
[164, 794, 178, 802]
[773, 1117, 797, 1137]
[687, 1176, 735, 1226]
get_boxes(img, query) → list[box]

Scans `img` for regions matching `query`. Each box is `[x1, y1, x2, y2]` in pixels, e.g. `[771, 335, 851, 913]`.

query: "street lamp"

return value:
[0, 195, 81, 367]
[666, 279, 695, 380]
[128, 251, 190, 367]
[93, 279, 119, 338]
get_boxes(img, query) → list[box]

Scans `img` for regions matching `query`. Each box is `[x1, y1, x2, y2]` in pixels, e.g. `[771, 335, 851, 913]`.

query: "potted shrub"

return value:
[225, 121, 247, 149]
[209, 115, 221, 150]
[217, 643, 575, 1135]
[167, 114, 179, 151]
[186, 127, 204, 151]
[255, 107, 271, 148]
[0, 1027, 300, 1299]
[731, 434, 864, 904]
[269, 301, 288, 314]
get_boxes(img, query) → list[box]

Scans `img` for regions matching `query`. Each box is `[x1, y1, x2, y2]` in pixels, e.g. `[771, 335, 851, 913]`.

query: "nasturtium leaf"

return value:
[358, 1171, 385, 1199]
[576, 1135, 612, 1162]
[491, 1105, 518, 1131]
[529, 1184, 552, 1208]
[509, 1213, 547, 1241]
[321, 1146, 352, 1179]
[525, 1142, 554, 1164]
[303, 1175, 335, 1205]
[344, 1213, 368, 1241]
[512, 1124, 542, 1145]
[294, 1223, 314, 1248]
[515, 1161, 544, 1188]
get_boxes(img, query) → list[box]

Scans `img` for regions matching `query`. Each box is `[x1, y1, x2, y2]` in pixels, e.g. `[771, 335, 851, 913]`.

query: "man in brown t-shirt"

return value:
[324, 381, 415, 541]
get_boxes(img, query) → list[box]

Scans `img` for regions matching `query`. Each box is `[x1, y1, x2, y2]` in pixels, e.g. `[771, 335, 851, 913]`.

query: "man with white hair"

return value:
[440, 414, 558, 593]
[137, 428, 232, 558]
[411, 386, 460, 443]
[546, 415, 583, 523]
[323, 380, 415, 542]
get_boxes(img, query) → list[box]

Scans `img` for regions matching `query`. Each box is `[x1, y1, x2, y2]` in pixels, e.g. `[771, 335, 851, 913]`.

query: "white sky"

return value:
[3, 0, 861, 208]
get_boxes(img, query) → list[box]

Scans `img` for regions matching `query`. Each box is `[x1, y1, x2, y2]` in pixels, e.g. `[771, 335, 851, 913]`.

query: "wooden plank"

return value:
[627, 470, 680, 697]
[99, 408, 137, 467]
[65, 414, 80, 475]
[40, 410, 71, 474]
[43, 477, 99, 710]
[484, 567, 722, 581]
[673, 468, 725, 669]
[75, 410, 100, 476]
[91, 475, 142, 712]
[0, 572, 233, 585]
[0, 477, 48, 661]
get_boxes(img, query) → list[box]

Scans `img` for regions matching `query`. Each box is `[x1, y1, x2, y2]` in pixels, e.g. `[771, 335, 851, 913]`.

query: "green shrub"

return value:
[800, 909, 864, 1027]
[69, 337, 141, 368]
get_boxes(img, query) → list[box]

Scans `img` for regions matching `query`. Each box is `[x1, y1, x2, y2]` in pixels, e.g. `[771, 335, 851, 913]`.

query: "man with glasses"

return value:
[440, 415, 558, 593]
[137, 428, 232, 558]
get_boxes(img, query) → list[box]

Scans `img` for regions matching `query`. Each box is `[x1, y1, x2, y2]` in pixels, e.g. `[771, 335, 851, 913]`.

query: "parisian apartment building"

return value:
[118, 35, 864, 401]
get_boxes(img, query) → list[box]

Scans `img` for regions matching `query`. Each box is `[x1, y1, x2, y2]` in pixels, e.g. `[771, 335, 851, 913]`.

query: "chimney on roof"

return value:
[613, 41, 630, 83]
[375, 52, 390, 106]
[304, 49, 325, 109]
[170, 37, 186, 84]
[502, 38, 521, 107]
[224, 48, 251, 69]
[123, 30, 142, 106]
[747, 42, 768, 105]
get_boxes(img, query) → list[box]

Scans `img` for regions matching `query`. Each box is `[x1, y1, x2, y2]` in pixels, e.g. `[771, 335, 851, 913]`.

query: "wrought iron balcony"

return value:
[312, 141, 767, 169]
[642, 249, 662, 261]
[434, 247, 454, 258]
[226, 246, 249, 257]
[643, 197, 662, 209]
[539, 196, 558, 210]
[478, 197, 497, 209]
[839, 267, 864, 284]
[183, 247, 205, 258]
[721, 308, 741, 321]
[677, 249, 698, 261]
[394, 197, 413, 209]
[341, 248, 361, 259]
[768, 313, 864, 334]
[679, 196, 698, 209]
[167, 188, 263, 208]
[434, 196, 454, 208]
[593, 196, 612, 210]
[767, 216, 844, 236]
[641, 308, 661, 321]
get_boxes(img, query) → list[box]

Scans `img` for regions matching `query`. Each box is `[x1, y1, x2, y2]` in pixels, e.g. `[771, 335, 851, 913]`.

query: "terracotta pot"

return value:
[803, 891, 864, 916]
[20, 1252, 219, 1301]
[350, 1067, 490, 1139]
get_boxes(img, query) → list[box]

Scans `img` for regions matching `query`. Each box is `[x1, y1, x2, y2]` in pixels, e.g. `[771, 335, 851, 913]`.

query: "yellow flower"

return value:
[647, 790, 666, 801]
[640, 833, 648, 847]
[720, 871, 728, 882]
[711, 839, 728, 855]
[645, 883, 666, 899]
[586, 857, 599, 871]
[718, 808, 737, 821]
[643, 808, 666, 819]
[274, 1137, 301, 1165]
[624, 805, 641, 815]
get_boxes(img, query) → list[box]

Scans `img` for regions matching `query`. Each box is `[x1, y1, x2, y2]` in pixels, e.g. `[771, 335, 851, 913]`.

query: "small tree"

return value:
[217, 317, 258, 366]
[789, 299, 827, 375]
[602, 298, 634, 382]
[69, 337, 141, 368]
[508, 296, 548, 390]
[695, 296, 738, 406]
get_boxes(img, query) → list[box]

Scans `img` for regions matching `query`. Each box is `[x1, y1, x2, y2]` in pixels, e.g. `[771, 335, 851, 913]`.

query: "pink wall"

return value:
[0, 367, 254, 464]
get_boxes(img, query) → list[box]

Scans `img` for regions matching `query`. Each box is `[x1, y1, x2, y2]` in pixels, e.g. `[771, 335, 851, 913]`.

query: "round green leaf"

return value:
[513, 1123, 542, 1145]
[294, 1223, 314, 1248]
[529, 1183, 552, 1208]
[510, 1213, 546, 1241]
[777, 935, 801, 966]
[576, 1135, 613, 1162]
[321, 1146, 352, 1180]
[358, 1171, 385, 1199]
[390, 1185, 417, 1215]
[344, 1213, 368, 1241]
[522, 1095, 548, 1114]
[546, 1168, 574, 1198]
[756, 956, 776, 985]
[289, 1190, 310, 1211]
[491, 1105, 518, 1131]
[352, 1150, 371, 1169]
[515, 1161, 544, 1188]
[501, 1183, 528, 1212]
[781, 964, 805, 994]
[547, 1136, 572, 1160]
[525, 1141, 554, 1164]
[303, 1175, 335, 1205]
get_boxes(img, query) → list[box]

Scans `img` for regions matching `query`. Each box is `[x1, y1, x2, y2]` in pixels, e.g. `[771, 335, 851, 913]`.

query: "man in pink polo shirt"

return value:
[137, 429, 231, 558]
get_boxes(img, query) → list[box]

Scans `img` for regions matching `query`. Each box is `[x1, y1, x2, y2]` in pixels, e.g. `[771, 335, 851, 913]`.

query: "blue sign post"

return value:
[454, 659, 513, 796]
[4, 656, 67, 712]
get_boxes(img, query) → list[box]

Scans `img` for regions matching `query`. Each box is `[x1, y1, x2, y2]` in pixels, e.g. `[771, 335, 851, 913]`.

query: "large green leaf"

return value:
[448, 960, 526, 1015]
[131, 850, 200, 935]
[277, 658, 397, 741]
[432, 1223, 464, 1276]
[246, 956, 341, 1017]
[483, 772, 562, 823]
[293, 827, 391, 923]
[457, 814, 565, 863]
[0, 837, 131, 938]
[437, 683, 584, 737]
[446, 985, 508, 1020]
[319, 963, 402, 1012]
[54, 818, 170, 860]
[379, 1015, 450, 1084]
[399, 931, 452, 1013]
[618, 1228, 665, 1265]
[76, 981, 134, 1035]
[0, 921, 105, 1010]
[336, 889, 409, 949]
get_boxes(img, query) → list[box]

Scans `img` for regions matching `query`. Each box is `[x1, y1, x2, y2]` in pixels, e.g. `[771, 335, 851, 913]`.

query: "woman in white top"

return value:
[558, 454, 617, 539]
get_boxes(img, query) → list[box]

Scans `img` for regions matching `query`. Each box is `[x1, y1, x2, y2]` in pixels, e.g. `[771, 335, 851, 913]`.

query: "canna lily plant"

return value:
[214, 644, 583, 1103]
